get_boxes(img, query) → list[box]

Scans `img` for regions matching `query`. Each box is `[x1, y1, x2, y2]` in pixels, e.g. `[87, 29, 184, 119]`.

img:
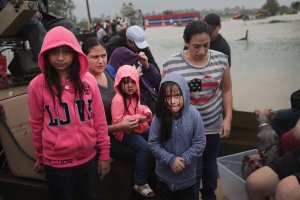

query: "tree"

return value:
[278, 5, 289, 14]
[262, 0, 279, 15]
[163, 10, 174, 15]
[291, 1, 300, 10]
[48, 0, 77, 22]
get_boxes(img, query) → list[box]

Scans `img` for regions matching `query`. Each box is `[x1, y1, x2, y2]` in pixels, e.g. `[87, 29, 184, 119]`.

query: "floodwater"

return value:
[146, 13, 300, 112]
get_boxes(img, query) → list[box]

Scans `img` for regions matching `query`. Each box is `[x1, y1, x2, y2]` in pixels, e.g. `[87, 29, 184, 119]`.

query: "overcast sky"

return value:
[72, 0, 295, 20]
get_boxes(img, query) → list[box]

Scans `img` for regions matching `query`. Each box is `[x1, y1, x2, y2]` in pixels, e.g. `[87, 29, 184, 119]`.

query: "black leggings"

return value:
[157, 180, 194, 200]
[45, 156, 101, 200]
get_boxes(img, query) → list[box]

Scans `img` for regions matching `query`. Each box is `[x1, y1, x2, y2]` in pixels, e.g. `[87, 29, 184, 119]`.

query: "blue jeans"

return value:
[45, 156, 101, 200]
[110, 135, 136, 161]
[271, 108, 300, 137]
[194, 134, 221, 200]
[122, 131, 152, 185]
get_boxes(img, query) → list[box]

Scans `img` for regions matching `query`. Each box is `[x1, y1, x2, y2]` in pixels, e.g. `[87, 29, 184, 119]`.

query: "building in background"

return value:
[144, 12, 200, 27]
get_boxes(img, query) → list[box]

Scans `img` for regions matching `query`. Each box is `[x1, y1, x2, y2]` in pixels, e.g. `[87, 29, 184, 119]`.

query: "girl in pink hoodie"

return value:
[27, 26, 110, 200]
[111, 65, 155, 197]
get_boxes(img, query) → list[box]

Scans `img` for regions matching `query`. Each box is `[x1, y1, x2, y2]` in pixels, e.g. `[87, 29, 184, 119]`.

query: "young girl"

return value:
[111, 65, 155, 197]
[163, 21, 233, 200]
[27, 26, 110, 200]
[107, 46, 161, 112]
[148, 72, 206, 200]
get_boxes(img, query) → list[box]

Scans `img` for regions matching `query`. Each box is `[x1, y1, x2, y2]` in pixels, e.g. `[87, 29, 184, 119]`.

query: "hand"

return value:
[138, 52, 149, 70]
[34, 11, 43, 20]
[135, 65, 143, 76]
[171, 157, 186, 173]
[98, 159, 111, 180]
[138, 115, 147, 123]
[33, 161, 44, 174]
[120, 118, 139, 132]
[145, 112, 151, 120]
[220, 118, 232, 138]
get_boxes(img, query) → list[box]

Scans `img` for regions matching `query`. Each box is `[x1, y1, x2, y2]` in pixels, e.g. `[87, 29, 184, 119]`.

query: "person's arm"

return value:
[27, 78, 44, 165]
[142, 47, 159, 71]
[139, 104, 152, 121]
[107, 118, 138, 133]
[91, 79, 110, 161]
[142, 63, 161, 89]
[148, 116, 176, 167]
[138, 52, 161, 90]
[223, 39, 231, 67]
[181, 108, 206, 165]
[220, 65, 233, 138]
[293, 119, 300, 141]
[92, 79, 111, 177]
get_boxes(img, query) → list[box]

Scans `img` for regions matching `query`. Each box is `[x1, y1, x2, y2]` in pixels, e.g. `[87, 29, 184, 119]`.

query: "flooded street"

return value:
[146, 13, 300, 111]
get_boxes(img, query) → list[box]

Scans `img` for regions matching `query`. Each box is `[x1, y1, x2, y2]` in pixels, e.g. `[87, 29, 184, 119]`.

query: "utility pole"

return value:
[86, 0, 92, 30]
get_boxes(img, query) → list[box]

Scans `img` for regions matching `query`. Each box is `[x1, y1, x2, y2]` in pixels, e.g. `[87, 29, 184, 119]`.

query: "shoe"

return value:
[133, 184, 155, 197]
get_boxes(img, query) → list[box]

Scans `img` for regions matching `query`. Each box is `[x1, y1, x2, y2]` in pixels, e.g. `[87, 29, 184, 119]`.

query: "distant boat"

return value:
[288, 8, 298, 15]
[255, 10, 268, 19]
[233, 13, 249, 21]
[144, 12, 200, 28]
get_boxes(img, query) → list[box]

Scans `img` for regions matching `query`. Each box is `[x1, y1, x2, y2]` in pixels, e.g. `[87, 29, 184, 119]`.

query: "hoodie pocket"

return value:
[45, 132, 79, 159]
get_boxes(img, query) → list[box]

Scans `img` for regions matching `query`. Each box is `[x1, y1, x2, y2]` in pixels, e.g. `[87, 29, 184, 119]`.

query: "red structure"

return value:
[144, 12, 200, 27]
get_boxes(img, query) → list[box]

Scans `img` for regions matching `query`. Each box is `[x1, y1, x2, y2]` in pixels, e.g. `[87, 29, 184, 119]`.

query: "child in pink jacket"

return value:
[27, 26, 110, 200]
[111, 65, 155, 197]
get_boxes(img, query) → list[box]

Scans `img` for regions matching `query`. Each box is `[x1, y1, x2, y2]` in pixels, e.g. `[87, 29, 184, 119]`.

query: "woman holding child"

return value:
[82, 37, 156, 197]
[82, 37, 137, 160]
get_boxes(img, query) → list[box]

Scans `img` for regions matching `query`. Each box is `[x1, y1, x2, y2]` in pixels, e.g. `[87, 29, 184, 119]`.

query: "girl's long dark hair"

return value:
[44, 51, 85, 106]
[155, 81, 182, 143]
[118, 78, 139, 115]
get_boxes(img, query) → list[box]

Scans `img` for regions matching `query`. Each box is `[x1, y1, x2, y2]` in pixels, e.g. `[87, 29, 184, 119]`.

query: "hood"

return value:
[160, 72, 190, 113]
[108, 47, 139, 72]
[38, 26, 89, 76]
[114, 65, 140, 97]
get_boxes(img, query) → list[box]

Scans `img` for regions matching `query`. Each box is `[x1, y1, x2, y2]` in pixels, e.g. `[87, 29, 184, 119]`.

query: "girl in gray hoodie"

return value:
[149, 72, 206, 199]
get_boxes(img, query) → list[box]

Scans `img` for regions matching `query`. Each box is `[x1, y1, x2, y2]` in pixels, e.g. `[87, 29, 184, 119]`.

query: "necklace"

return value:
[65, 85, 70, 90]
[63, 80, 71, 90]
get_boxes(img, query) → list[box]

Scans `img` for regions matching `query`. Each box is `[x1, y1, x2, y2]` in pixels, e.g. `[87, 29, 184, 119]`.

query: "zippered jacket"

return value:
[149, 72, 206, 191]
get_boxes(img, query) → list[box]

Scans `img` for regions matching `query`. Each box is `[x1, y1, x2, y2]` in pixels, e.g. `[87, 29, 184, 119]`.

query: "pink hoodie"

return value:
[27, 26, 110, 168]
[111, 65, 152, 141]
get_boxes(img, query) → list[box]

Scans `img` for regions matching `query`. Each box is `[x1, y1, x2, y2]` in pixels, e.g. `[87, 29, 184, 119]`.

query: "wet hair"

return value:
[44, 49, 85, 106]
[118, 77, 139, 115]
[183, 21, 211, 43]
[81, 36, 106, 55]
[155, 81, 183, 143]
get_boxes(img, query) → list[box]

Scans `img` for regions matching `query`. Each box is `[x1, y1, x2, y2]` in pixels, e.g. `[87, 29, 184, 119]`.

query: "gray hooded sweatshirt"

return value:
[148, 72, 206, 191]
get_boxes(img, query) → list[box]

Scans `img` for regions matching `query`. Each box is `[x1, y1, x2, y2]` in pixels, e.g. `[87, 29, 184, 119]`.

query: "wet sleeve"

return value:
[148, 116, 176, 167]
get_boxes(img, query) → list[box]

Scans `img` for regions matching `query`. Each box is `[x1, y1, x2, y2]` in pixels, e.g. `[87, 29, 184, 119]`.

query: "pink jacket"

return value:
[111, 65, 152, 141]
[27, 26, 110, 168]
